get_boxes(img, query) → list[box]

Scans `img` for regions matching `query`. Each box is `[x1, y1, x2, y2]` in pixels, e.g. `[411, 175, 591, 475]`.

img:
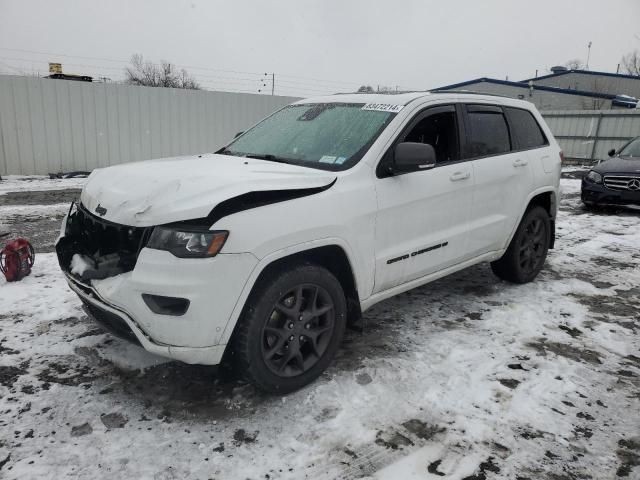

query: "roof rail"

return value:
[429, 89, 514, 99]
[331, 90, 426, 95]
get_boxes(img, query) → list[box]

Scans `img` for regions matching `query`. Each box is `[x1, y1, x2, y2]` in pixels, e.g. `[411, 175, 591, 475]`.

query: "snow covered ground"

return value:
[0, 173, 639, 479]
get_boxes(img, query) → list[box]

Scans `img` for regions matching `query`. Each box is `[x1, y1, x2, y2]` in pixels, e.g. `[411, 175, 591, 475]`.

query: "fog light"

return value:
[142, 294, 190, 316]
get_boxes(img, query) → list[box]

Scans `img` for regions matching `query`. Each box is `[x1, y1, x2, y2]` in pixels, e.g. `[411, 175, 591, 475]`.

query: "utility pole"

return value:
[586, 41, 592, 70]
[271, 73, 275, 96]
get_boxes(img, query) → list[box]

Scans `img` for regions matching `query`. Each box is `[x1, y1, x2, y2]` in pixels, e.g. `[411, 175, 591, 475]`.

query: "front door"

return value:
[373, 105, 474, 293]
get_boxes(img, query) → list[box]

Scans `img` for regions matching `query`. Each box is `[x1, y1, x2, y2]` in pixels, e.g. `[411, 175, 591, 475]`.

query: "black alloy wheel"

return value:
[261, 284, 335, 377]
[518, 216, 547, 277]
[230, 263, 347, 393]
[491, 206, 550, 284]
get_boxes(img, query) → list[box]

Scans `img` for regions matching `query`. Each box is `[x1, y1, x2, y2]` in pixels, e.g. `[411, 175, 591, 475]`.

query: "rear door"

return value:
[463, 104, 534, 256]
[503, 106, 554, 195]
[373, 104, 474, 293]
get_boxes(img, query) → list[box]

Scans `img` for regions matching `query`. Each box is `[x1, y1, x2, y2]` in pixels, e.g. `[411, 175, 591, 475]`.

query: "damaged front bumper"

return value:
[56, 203, 259, 365]
[65, 273, 228, 364]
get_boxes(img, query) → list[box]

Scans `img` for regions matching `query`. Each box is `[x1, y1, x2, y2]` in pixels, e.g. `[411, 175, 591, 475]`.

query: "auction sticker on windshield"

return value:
[361, 103, 404, 113]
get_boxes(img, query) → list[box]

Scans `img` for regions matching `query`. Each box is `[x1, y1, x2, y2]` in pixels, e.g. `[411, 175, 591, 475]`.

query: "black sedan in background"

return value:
[582, 136, 640, 208]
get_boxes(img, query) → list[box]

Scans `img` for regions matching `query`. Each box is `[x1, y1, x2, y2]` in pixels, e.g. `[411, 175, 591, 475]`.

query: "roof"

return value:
[291, 91, 547, 112]
[432, 77, 620, 100]
[292, 91, 429, 106]
[521, 69, 640, 82]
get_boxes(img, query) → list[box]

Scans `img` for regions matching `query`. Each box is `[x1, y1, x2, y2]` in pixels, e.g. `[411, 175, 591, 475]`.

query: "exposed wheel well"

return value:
[526, 191, 556, 248]
[527, 191, 553, 216]
[251, 245, 361, 321]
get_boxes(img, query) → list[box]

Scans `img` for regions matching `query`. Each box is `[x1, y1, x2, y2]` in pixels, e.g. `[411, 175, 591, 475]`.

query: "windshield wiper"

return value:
[245, 153, 291, 164]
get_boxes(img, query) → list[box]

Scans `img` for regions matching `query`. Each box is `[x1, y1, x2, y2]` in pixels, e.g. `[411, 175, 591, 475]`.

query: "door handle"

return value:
[513, 158, 528, 167]
[450, 171, 470, 181]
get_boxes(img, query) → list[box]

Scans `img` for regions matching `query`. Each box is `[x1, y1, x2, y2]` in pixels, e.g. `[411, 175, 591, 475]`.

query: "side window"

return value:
[403, 110, 459, 163]
[465, 109, 511, 157]
[505, 107, 548, 150]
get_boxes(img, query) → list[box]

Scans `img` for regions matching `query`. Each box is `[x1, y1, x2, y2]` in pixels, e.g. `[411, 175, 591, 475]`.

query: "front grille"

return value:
[603, 175, 640, 191]
[56, 202, 152, 281]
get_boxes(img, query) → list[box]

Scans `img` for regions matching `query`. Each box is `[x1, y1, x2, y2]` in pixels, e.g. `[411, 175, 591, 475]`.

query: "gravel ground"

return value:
[0, 172, 638, 480]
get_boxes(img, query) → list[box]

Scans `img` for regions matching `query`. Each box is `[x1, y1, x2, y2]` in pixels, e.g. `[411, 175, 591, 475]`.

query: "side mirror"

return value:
[608, 148, 616, 157]
[393, 142, 437, 173]
[234, 131, 244, 139]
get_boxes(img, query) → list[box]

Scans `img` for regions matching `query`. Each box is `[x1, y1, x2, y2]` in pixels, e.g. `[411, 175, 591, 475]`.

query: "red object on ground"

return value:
[0, 238, 35, 282]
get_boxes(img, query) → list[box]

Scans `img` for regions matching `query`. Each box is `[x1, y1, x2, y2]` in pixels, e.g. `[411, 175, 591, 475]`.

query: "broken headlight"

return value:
[147, 227, 228, 258]
[586, 170, 603, 184]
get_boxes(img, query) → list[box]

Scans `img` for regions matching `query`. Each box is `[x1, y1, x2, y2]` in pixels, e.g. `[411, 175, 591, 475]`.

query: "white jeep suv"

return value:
[57, 92, 561, 393]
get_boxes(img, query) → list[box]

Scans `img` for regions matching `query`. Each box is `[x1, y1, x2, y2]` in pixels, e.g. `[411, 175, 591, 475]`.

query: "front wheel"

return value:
[491, 206, 551, 284]
[231, 263, 347, 394]
[582, 200, 599, 211]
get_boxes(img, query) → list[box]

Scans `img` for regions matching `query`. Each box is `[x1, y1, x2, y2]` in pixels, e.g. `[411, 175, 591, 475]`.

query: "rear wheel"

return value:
[231, 263, 346, 393]
[491, 206, 550, 284]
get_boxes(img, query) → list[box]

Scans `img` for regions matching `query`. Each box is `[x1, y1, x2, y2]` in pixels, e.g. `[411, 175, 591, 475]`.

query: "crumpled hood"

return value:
[80, 154, 336, 227]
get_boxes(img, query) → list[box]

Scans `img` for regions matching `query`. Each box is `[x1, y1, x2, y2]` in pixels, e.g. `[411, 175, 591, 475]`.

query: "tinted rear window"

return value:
[505, 107, 548, 150]
[466, 111, 511, 157]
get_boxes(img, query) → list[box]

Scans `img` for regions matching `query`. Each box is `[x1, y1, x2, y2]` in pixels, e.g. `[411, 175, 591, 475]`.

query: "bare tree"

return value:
[125, 54, 200, 89]
[357, 85, 374, 93]
[564, 58, 584, 70]
[621, 50, 640, 76]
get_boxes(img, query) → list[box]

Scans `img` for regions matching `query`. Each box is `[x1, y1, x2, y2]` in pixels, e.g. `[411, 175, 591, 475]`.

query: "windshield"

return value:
[221, 103, 396, 170]
[619, 138, 640, 158]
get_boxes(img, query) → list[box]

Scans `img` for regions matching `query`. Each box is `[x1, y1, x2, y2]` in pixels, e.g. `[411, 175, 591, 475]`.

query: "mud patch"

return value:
[498, 378, 521, 389]
[1, 215, 68, 253]
[0, 189, 80, 206]
[0, 365, 27, 388]
[462, 456, 500, 480]
[616, 437, 640, 478]
[428, 459, 446, 476]
[233, 428, 258, 445]
[526, 339, 602, 365]
[571, 293, 640, 321]
[36, 360, 99, 387]
[573, 426, 593, 439]
[520, 428, 546, 440]
[100, 412, 128, 429]
[558, 325, 582, 338]
[375, 430, 414, 450]
[401, 419, 445, 440]
[114, 362, 263, 421]
[590, 256, 636, 271]
[508, 363, 527, 371]
[0, 342, 19, 355]
[71, 422, 93, 437]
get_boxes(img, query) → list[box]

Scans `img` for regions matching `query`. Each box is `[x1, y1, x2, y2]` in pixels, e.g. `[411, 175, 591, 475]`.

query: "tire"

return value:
[231, 263, 347, 394]
[582, 201, 598, 211]
[490, 206, 551, 284]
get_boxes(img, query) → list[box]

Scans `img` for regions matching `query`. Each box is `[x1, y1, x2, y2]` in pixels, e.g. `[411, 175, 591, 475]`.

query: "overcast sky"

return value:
[1, 0, 639, 97]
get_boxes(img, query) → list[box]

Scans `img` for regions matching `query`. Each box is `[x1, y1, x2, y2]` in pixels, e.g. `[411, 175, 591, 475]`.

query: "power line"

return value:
[0, 56, 348, 91]
[0, 47, 361, 89]
[0, 56, 348, 96]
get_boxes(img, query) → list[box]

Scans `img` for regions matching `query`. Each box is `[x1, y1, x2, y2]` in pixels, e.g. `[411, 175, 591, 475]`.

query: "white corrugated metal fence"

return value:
[0, 75, 299, 175]
[1, 76, 639, 175]
[541, 110, 640, 163]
